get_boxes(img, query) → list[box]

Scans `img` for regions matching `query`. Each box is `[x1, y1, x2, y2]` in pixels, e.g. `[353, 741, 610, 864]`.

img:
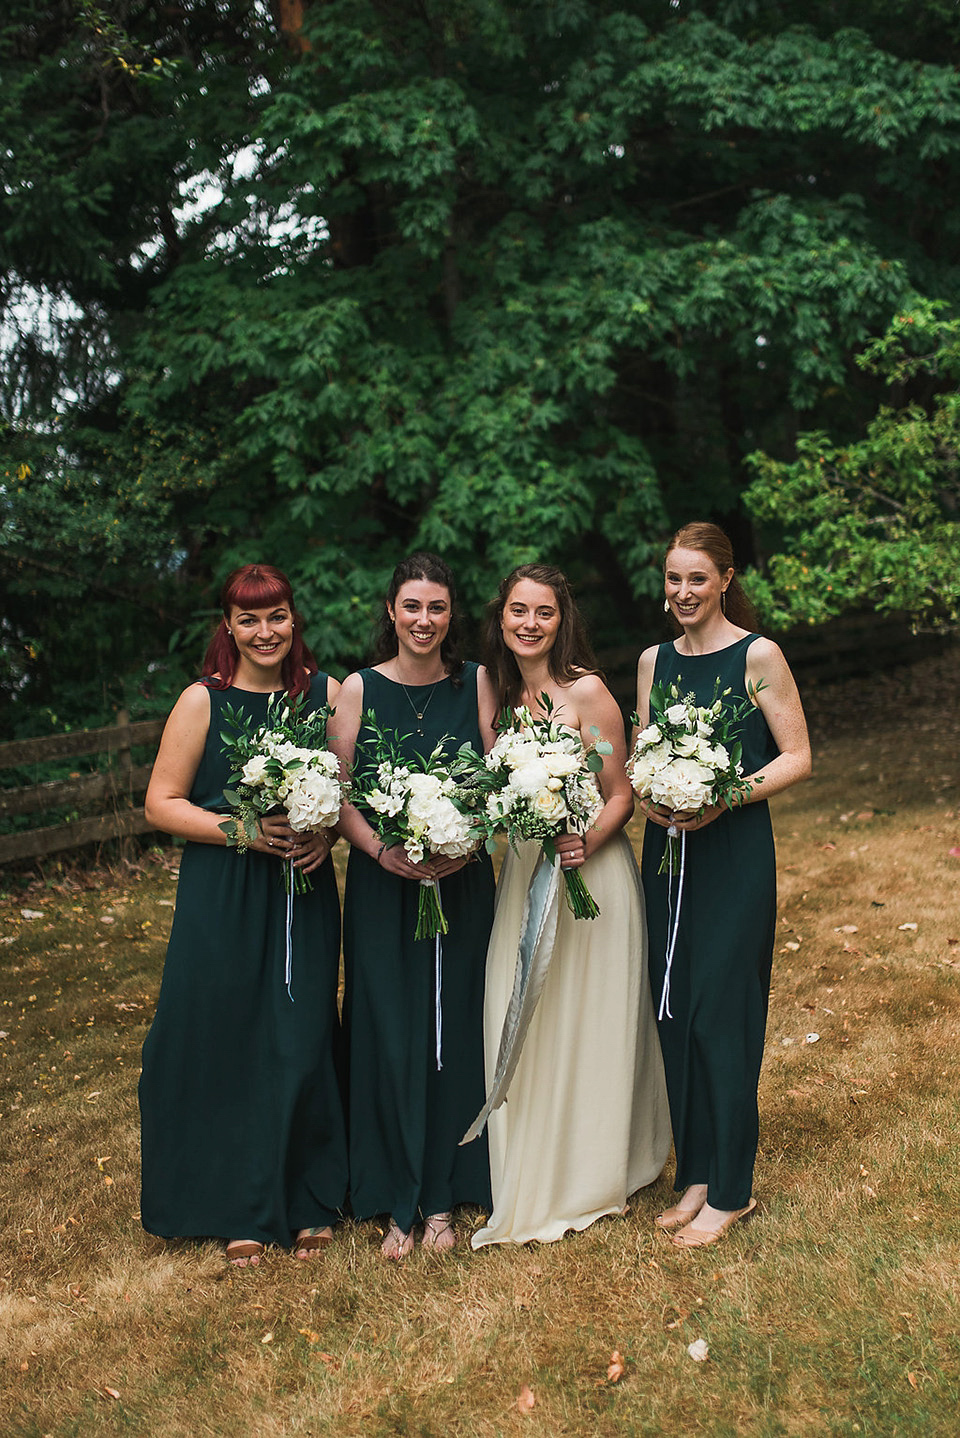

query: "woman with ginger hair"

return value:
[636, 523, 811, 1248]
[140, 564, 347, 1267]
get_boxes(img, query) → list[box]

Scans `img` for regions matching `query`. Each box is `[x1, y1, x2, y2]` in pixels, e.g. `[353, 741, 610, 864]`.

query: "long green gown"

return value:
[641, 635, 780, 1211]
[342, 663, 494, 1232]
[139, 675, 348, 1246]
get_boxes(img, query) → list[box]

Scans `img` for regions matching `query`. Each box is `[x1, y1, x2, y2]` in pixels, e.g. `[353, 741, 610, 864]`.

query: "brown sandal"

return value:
[294, 1226, 334, 1258]
[380, 1219, 414, 1260]
[421, 1213, 456, 1252]
[226, 1240, 265, 1268]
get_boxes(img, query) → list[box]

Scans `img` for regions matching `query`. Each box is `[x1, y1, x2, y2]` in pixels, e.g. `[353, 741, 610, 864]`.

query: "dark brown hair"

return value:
[373, 551, 464, 683]
[484, 563, 601, 712]
[201, 564, 318, 701]
[665, 523, 757, 631]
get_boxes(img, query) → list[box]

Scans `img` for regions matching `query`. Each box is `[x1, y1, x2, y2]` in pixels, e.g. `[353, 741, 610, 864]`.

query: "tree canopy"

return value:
[3, 0, 960, 734]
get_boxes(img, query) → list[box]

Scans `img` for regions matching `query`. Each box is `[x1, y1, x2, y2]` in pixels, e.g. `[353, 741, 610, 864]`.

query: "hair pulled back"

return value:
[374, 551, 464, 683]
[201, 563, 318, 701]
[484, 563, 601, 713]
[665, 523, 757, 631]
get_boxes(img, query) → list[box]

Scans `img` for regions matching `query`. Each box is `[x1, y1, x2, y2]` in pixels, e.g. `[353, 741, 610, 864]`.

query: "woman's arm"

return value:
[144, 685, 277, 856]
[327, 672, 429, 880]
[668, 638, 812, 833]
[554, 675, 633, 869]
[632, 645, 675, 830]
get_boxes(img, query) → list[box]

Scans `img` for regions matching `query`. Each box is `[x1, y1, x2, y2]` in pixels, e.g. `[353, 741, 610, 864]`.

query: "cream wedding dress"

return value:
[471, 832, 671, 1247]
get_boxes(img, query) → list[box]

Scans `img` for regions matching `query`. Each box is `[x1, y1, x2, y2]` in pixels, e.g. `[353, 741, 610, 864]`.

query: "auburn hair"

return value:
[484, 563, 602, 713]
[201, 564, 318, 701]
[665, 523, 757, 631]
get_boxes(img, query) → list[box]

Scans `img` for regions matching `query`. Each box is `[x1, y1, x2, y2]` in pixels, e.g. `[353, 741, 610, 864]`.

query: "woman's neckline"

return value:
[371, 666, 450, 688]
[671, 633, 753, 659]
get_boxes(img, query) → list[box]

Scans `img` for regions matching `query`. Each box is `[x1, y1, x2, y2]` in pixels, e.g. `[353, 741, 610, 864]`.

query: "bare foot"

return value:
[421, 1213, 456, 1252]
[381, 1220, 414, 1260]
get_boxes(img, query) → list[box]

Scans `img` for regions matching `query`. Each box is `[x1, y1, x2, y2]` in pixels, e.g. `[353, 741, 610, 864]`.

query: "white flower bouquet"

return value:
[218, 696, 342, 894]
[628, 678, 764, 873]
[353, 714, 483, 939]
[453, 695, 611, 920]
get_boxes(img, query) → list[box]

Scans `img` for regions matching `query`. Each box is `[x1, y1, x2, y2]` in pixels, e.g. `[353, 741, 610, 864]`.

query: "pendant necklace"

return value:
[400, 679, 440, 736]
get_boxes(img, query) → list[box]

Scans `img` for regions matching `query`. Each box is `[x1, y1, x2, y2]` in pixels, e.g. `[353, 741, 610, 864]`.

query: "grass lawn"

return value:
[1, 648, 958, 1436]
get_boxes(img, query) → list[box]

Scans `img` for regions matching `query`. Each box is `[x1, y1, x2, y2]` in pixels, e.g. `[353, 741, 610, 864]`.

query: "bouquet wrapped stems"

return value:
[543, 836, 599, 920]
[415, 878, 448, 941]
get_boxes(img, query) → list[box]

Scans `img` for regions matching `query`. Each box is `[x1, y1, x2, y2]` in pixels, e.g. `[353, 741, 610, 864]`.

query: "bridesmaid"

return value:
[471, 564, 670, 1248]
[140, 564, 348, 1266]
[330, 553, 495, 1258]
[636, 523, 811, 1247]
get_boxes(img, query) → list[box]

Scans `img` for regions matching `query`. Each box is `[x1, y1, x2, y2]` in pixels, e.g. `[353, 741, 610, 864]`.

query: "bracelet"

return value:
[376, 843, 386, 864]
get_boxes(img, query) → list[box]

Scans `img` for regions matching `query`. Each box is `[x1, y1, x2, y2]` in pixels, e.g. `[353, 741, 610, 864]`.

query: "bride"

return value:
[471, 564, 670, 1247]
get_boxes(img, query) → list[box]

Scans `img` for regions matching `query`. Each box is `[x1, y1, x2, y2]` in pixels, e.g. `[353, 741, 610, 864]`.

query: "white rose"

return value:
[636, 723, 662, 746]
[240, 754, 270, 786]
[664, 702, 690, 726]
[532, 788, 569, 825]
[650, 757, 714, 812]
[673, 733, 701, 759]
[542, 750, 581, 779]
[507, 760, 551, 798]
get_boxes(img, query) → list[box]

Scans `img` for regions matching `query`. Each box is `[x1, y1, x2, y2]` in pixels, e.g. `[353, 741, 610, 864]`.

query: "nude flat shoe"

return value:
[655, 1192, 708, 1230]
[670, 1197, 757, 1249]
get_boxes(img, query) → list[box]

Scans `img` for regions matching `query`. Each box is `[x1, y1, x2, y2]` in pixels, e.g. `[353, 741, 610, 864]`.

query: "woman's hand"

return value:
[377, 843, 433, 880]
[554, 833, 586, 870]
[666, 803, 724, 832]
[422, 853, 470, 880]
[255, 814, 335, 872]
[636, 797, 675, 830]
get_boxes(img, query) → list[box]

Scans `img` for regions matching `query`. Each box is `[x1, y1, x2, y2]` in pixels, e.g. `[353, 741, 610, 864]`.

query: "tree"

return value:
[743, 299, 960, 627]
[4, 1, 960, 733]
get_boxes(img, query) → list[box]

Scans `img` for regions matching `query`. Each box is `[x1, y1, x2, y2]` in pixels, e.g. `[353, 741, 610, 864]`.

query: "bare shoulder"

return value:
[325, 674, 342, 706]
[570, 671, 611, 702]
[746, 636, 794, 683]
[338, 670, 365, 702]
[168, 681, 212, 724]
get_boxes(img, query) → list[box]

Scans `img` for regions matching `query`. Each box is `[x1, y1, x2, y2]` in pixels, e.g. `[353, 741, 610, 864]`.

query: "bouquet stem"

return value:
[561, 867, 600, 921]
[657, 829, 682, 878]
[416, 879, 448, 941]
[282, 862, 313, 896]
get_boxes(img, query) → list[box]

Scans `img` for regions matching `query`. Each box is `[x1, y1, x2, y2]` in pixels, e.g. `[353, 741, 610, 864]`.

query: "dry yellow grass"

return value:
[1, 646, 958, 1436]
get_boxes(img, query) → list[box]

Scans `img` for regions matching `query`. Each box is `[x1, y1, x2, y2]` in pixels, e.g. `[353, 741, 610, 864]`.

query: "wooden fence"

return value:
[0, 713, 165, 866]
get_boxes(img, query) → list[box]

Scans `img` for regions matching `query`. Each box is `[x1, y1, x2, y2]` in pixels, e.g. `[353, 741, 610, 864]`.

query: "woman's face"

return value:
[388, 579, 452, 663]
[500, 578, 561, 661]
[664, 547, 733, 629]
[228, 600, 295, 675]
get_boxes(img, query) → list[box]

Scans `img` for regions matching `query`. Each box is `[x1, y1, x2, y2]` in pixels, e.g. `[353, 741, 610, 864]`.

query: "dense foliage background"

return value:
[3, 0, 959, 736]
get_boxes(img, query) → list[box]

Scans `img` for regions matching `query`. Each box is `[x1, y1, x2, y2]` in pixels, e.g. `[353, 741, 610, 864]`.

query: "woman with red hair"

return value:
[140, 564, 347, 1267]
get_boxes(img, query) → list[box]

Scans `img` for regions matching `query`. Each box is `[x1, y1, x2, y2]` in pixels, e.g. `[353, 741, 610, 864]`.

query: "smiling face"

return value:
[388, 579, 452, 663]
[664, 547, 734, 630]
[501, 578, 562, 662]
[228, 600, 295, 680]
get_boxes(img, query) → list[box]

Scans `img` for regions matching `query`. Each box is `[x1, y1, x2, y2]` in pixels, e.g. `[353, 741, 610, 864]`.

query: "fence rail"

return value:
[0, 714, 164, 866]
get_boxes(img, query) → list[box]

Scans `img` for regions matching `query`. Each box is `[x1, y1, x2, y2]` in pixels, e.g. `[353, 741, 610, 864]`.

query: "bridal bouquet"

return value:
[354, 714, 483, 939]
[219, 696, 343, 894]
[454, 695, 611, 920]
[628, 678, 764, 874]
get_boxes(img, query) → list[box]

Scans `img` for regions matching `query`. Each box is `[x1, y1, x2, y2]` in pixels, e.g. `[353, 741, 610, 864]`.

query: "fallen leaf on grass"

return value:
[98, 1387, 121, 1400]
[666, 1309, 690, 1330]
[819, 842, 836, 851]
[517, 1384, 536, 1412]
[299, 1328, 320, 1343]
[261, 1331, 273, 1344]
[834, 925, 858, 934]
[94, 1156, 111, 1170]
[782, 941, 801, 952]
[607, 1351, 626, 1383]
[20, 909, 44, 919]
[898, 923, 918, 932]
[687, 1340, 709, 1363]
[315, 1352, 339, 1367]
[907, 1372, 919, 1389]
[948, 848, 960, 859]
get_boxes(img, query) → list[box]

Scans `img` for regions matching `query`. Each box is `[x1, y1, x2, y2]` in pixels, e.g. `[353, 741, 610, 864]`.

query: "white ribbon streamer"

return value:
[285, 861, 295, 1002]
[421, 877, 445, 1071]
[658, 826, 687, 1021]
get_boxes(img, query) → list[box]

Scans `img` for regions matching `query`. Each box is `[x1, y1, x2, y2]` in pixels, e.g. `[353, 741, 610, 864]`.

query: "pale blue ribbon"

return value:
[659, 827, 686, 1021]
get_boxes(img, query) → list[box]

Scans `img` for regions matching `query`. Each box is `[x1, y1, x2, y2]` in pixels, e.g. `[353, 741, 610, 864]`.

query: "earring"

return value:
[721, 590, 727, 614]
[663, 598, 670, 614]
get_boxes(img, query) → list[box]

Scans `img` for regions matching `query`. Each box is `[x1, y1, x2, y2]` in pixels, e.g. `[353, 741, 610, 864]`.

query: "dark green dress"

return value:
[641, 636, 780, 1211]
[343, 664, 494, 1232]
[139, 675, 348, 1246]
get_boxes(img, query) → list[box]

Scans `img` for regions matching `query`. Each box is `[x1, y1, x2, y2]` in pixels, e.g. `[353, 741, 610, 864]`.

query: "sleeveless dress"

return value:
[641, 635, 780, 1212]
[472, 832, 672, 1248]
[342, 663, 494, 1232]
[139, 675, 348, 1246]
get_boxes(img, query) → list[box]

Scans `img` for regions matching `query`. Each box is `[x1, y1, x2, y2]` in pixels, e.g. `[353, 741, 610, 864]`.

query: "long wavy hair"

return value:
[373, 551, 464, 683]
[201, 564, 318, 701]
[665, 523, 757, 632]
[484, 563, 602, 712]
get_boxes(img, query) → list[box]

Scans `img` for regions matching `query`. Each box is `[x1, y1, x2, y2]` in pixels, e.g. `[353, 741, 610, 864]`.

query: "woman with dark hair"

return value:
[636, 523, 811, 1247]
[330, 553, 496, 1258]
[471, 564, 670, 1248]
[140, 564, 347, 1266]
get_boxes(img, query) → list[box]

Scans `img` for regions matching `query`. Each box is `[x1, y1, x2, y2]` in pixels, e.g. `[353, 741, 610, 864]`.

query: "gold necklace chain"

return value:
[400, 679, 441, 736]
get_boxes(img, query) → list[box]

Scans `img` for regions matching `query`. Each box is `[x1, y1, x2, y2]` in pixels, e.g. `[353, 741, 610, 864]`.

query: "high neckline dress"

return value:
[139, 674, 348, 1246]
[343, 664, 493, 1233]
[641, 635, 780, 1211]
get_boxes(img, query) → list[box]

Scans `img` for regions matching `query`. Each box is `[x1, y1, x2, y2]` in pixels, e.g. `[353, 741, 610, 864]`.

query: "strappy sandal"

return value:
[380, 1219, 414, 1261]
[421, 1212, 456, 1252]
[294, 1226, 334, 1259]
[226, 1239, 265, 1268]
[655, 1185, 708, 1230]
